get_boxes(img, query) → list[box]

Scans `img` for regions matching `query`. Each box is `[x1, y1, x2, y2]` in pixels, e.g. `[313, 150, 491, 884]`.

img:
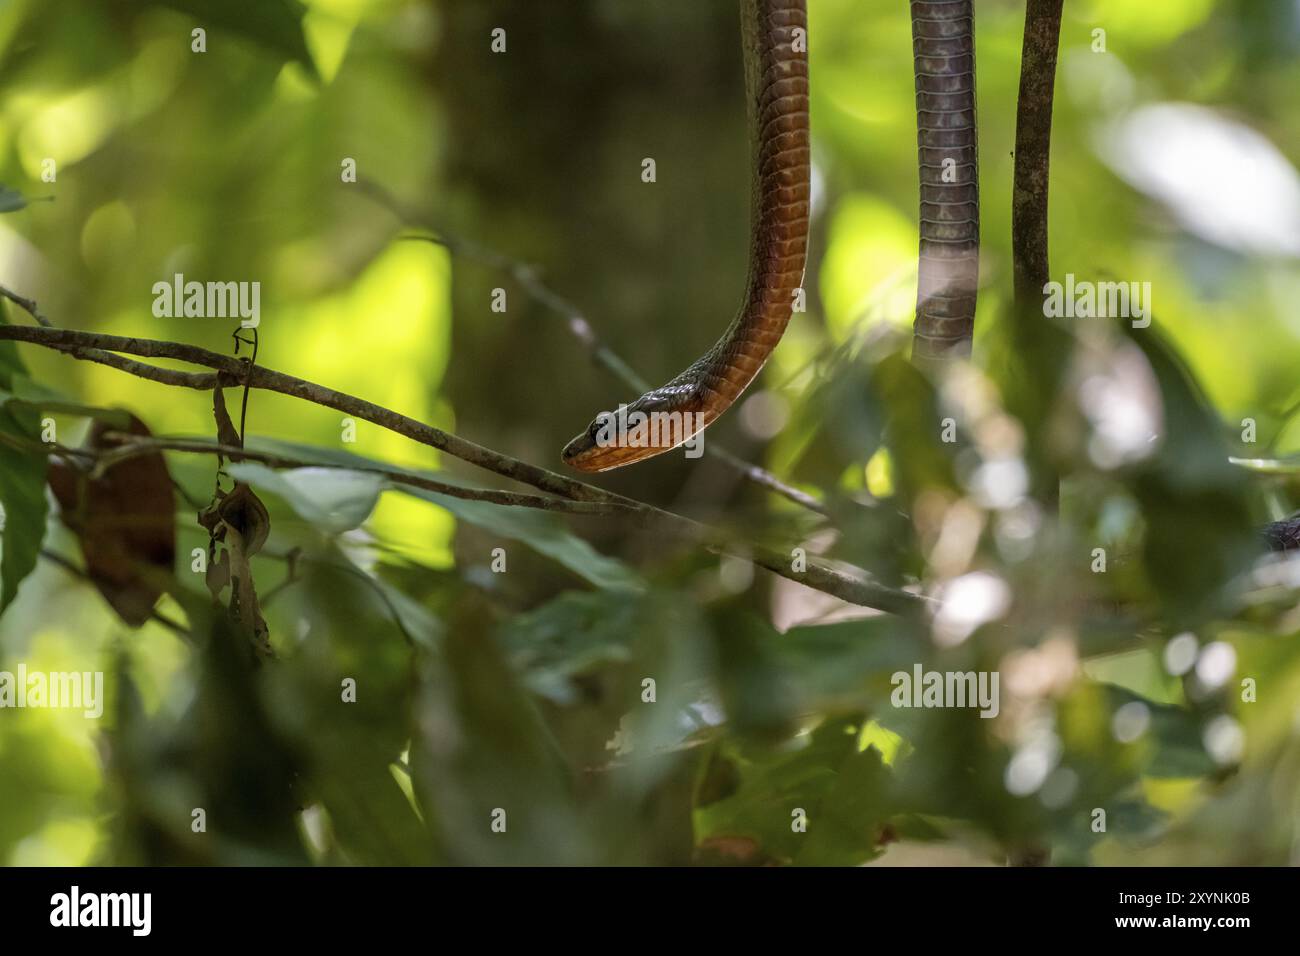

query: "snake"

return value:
[910, 0, 980, 359]
[561, 0, 980, 472]
[562, 0, 810, 472]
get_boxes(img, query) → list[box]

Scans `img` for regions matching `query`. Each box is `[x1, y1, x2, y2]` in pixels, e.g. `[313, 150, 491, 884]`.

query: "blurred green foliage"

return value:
[0, 0, 1298, 866]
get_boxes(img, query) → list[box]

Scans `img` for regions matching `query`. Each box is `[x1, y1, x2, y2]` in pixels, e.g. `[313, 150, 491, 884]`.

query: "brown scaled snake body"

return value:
[562, 0, 810, 472]
[561, 0, 981, 471]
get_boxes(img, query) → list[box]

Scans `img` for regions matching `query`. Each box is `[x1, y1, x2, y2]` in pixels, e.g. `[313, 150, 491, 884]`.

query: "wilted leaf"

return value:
[213, 480, 271, 556]
[212, 383, 245, 459]
[48, 415, 176, 627]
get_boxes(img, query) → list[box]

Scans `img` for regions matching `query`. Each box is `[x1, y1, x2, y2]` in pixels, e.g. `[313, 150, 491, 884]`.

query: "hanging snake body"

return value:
[562, 0, 810, 472]
[910, 0, 980, 359]
[562, 0, 978, 472]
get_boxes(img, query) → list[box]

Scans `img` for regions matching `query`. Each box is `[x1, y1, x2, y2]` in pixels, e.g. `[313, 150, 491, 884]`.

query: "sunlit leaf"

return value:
[150, 0, 316, 74]
[0, 321, 47, 613]
[228, 461, 384, 535]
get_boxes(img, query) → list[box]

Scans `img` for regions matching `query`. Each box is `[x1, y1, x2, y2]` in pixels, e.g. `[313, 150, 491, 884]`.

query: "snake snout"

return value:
[561, 430, 596, 465]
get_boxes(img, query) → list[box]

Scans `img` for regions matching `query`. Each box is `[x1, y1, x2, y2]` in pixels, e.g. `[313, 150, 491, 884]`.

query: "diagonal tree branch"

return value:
[37, 547, 192, 639]
[0, 323, 925, 614]
[96, 434, 637, 517]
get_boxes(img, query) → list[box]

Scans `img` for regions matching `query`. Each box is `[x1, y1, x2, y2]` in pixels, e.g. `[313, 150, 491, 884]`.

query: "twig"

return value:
[0, 282, 51, 327]
[0, 324, 617, 500]
[38, 547, 192, 639]
[0, 324, 924, 613]
[2, 283, 214, 386]
[96, 434, 637, 517]
[234, 326, 258, 443]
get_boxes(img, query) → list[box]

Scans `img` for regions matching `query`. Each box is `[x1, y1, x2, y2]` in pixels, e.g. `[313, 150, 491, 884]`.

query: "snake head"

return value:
[562, 411, 618, 472]
[563, 394, 704, 472]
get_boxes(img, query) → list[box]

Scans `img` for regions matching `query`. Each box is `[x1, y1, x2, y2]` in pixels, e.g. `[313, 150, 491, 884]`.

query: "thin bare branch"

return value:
[1011, 0, 1064, 314]
[0, 324, 926, 614]
[38, 548, 192, 639]
[0, 282, 51, 327]
[97, 434, 636, 516]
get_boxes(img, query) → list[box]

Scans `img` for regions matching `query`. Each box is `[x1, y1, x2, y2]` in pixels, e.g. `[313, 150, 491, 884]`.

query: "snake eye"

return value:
[589, 412, 612, 442]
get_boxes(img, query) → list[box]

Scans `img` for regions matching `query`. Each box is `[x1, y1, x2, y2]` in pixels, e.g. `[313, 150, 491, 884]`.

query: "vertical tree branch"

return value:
[1008, 0, 1065, 862]
[1010, 0, 1066, 503]
[1011, 0, 1064, 312]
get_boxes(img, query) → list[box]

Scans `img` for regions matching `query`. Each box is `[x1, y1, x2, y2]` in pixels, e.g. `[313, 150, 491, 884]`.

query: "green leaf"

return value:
[410, 600, 587, 865]
[1126, 324, 1256, 625]
[1099, 684, 1217, 779]
[496, 589, 640, 703]
[495, 586, 716, 817]
[709, 608, 803, 741]
[793, 739, 892, 865]
[260, 560, 435, 863]
[0, 324, 47, 613]
[228, 461, 384, 534]
[362, 571, 443, 653]
[873, 352, 961, 505]
[694, 715, 892, 866]
[227, 437, 645, 592]
[777, 616, 923, 709]
[0, 376, 134, 428]
[108, 597, 310, 863]
[778, 346, 886, 483]
[0, 186, 52, 214]
[150, 0, 316, 75]
[403, 484, 644, 592]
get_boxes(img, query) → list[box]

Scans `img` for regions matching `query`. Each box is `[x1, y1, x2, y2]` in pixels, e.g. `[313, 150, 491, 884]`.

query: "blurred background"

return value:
[0, 0, 1298, 865]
